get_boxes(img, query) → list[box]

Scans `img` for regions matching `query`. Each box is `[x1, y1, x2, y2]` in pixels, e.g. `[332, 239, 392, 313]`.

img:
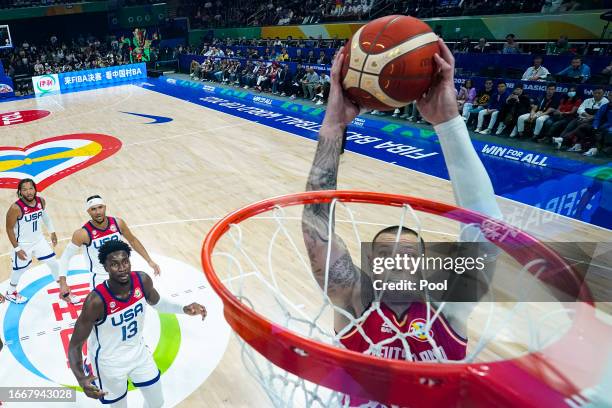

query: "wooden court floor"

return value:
[0, 84, 610, 407]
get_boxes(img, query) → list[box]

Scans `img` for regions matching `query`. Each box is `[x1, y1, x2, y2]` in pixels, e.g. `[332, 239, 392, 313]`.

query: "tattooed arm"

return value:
[302, 51, 362, 328]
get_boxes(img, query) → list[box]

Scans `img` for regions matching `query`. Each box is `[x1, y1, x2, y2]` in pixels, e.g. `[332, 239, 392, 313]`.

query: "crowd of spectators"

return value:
[0, 0, 155, 8]
[178, 34, 612, 156]
[1, 30, 159, 95]
[188, 56, 332, 104]
[378, 0, 607, 18]
[457, 80, 610, 156]
[175, 0, 608, 28]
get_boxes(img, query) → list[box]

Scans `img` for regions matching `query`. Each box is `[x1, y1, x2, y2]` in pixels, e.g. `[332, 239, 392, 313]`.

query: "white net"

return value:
[208, 196, 581, 408]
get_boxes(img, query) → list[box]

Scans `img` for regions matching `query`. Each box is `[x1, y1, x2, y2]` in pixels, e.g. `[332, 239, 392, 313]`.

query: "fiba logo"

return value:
[135, 288, 142, 299]
[110, 224, 117, 233]
[408, 318, 434, 342]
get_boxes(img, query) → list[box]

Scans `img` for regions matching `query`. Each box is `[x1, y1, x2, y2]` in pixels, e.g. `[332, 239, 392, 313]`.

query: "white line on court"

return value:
[124, 122, 249, 147]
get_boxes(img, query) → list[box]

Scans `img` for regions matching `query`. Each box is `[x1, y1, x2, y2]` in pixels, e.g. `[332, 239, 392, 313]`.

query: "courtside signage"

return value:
[32, 74, 60, 96]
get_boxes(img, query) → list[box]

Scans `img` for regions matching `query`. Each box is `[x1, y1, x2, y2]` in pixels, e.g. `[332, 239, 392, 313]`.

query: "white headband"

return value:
[86, 197, 105, 210]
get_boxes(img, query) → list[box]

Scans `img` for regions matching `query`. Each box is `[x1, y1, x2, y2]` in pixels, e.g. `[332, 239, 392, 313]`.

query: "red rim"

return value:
[201, 190, 604, 407]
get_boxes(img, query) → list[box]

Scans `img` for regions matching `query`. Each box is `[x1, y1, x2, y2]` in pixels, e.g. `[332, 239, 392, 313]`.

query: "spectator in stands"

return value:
[457, 79, 477, 116]
[277, 48, 290, 61]
[201, 59, 214, 81]
[557, 56, 591, 83]
[476, 81, 510, 134]
[555, 87, 609, 153]
[496, 84, 532, 135]
[502, 34, 520, 54]
[464, 78, 494, 124]
[510, 83, 558, 139]
[290, 64, 307, 99]
[272, 64, 290, 96]
[473, 38, 491, 54]
[540, 86, 581, 143]
[522, 56, 550, 81]
[305, 50, 317, 64]
[602, 62, 612, 85]
[454, 37, 471, 54]
[190, 59, 202, 79]
[241, 61, 258, 88]
[301, 67, 319, 100]
[293, 49, 304, 63]
[592, 102, 612, 155]
[255, 62, 273, 91]
[546, 35, 571, 55]
[317, 51, 330, 65]
[314, 71, 331, 104]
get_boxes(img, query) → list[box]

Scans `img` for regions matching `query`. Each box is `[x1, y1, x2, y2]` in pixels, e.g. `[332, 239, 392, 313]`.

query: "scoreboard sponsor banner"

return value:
[32, 63, 147, 97]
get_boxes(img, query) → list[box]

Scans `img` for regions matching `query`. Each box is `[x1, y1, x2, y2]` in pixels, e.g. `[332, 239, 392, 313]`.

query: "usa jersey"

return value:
[83, 217, 123, 274]
[14, 197, 45, 244]
[88, 272, 148, 364]
[340, 302, 467, 406]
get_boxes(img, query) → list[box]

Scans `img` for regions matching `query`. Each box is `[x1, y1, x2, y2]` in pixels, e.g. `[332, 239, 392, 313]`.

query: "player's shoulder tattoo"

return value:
[329, 253, 359, 289]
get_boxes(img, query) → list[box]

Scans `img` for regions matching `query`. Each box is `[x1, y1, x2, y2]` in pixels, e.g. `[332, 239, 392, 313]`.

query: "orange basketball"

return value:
[341, 15, 440, 111]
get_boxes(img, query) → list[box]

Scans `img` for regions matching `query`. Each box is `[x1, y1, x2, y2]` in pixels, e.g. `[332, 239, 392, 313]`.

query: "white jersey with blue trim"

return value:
[87, 272, 148, 364]
[82, 216, 123, 275]
[14, 197, 46, 245]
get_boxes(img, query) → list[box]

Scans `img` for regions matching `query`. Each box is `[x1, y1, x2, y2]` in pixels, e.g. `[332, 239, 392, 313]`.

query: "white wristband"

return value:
[152, 297, 185, 314]
[14, 246, 21, 252]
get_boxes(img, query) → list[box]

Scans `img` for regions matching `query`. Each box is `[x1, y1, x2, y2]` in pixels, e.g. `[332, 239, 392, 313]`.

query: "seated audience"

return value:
[457, 79, 477, 116]
[476, 81, 510, 134]
[496, 84, 532, 135]
[555, 87, 609, 153]
[313, 71, 331, 104]
[592, 102, 612, 155]
[557, 56, 591, 83]
[510, 83, 558, 139]
[464, 79, 494, 125]
[502, 34, 520, 54]
[290, 64, 307, 99]
[522, 56, 550, 81]
[540, 87, 581, 143]
[602, 62, 612, 85]
[272, 64, 290, 95]
[301, 67, 319, 100]
[472, 38, 491, 54]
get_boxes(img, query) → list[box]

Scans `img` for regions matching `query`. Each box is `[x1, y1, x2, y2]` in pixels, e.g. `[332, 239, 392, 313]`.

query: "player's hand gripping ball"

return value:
[340, 15, 440, 110]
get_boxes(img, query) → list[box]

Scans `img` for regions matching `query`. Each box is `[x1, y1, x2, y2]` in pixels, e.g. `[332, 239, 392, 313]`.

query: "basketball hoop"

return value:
[201, 190, 612, 408]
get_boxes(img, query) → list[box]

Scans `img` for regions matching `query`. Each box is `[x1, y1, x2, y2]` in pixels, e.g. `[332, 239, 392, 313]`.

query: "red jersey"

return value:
[340, 302, 467, 360]
[340, 302, 467, 406]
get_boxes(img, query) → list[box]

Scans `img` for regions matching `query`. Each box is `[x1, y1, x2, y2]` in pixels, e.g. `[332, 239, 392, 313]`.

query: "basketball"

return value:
[340, 15, 441, 110]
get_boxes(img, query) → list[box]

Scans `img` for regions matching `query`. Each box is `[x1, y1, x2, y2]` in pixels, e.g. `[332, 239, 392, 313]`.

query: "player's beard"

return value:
[22, 192, 36, 204]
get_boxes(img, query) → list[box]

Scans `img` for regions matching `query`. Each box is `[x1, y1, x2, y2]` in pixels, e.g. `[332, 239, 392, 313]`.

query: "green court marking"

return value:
[582, 166, 612, 181]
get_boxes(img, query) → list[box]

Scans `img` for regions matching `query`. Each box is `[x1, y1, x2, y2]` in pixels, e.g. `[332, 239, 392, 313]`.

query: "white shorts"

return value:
[86, 346, 160, 405]
[12, 239, 55, 271]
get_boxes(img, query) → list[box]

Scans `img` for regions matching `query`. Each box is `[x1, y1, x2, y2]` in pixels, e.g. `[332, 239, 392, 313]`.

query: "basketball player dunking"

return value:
[302, 41, 502, 406]
[5, 179, 79, 304]
[68, 240, 206, 407]
[59, 195, 162, 300]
